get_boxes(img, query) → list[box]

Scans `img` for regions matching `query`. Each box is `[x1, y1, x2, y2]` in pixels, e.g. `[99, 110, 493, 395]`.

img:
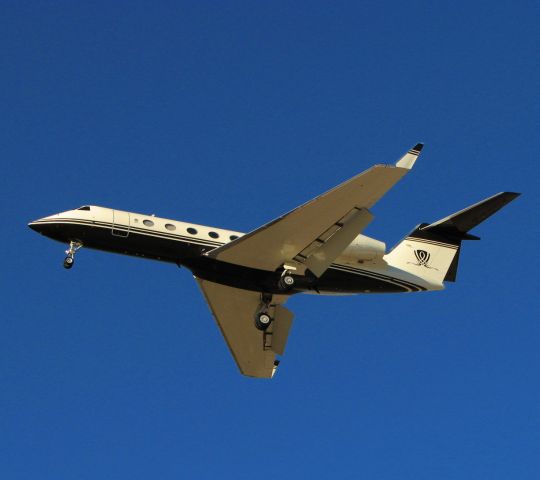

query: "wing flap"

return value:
[301, 207, 374, 277]
[270, 305, 294, 356]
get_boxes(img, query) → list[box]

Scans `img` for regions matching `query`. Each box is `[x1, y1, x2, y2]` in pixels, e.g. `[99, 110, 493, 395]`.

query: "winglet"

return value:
[396, 143, 423, 170]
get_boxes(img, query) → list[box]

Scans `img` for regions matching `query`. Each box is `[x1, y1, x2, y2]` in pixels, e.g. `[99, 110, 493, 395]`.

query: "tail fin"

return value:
[385, 192, 520, 284]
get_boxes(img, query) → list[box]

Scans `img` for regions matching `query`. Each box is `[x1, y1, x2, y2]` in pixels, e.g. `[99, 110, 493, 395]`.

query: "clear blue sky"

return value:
[2, 1, 539, 478]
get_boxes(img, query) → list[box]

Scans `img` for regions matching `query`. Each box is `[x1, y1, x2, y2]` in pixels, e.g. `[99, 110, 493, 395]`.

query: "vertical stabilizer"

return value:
[385, 192, 520, 285]
[385, 227, 461, 285]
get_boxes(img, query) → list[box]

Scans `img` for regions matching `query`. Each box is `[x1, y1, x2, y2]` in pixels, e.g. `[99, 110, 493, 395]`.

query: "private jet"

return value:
[28, 144, 519, 378]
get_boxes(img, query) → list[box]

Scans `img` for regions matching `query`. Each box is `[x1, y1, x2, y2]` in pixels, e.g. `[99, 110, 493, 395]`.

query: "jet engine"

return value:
[336, 234, 386, 265]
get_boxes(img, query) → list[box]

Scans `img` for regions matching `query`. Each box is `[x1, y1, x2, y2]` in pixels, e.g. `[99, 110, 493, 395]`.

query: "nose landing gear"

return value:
[63, 241, 82, 269]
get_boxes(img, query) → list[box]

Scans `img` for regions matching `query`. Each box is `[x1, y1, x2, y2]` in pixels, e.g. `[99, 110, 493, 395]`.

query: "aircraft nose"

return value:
[28, 212, 62, 234]
[28, 220, 43, 233]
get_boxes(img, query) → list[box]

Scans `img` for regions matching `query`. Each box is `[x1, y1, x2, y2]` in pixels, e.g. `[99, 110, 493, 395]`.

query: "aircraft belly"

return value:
[316, 268, 409, 294]
[316, 266, 427, 293]
[184, 258, 417, 295]
[185, 257, 299, 295]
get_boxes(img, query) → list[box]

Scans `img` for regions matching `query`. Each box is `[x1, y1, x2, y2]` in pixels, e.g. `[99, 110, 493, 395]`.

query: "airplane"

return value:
[28, 144, 519, 378]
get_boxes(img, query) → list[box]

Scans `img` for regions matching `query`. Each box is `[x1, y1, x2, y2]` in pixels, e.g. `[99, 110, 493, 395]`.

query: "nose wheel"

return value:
[63, 256, 74, 269]
[64, 241, 82, 269]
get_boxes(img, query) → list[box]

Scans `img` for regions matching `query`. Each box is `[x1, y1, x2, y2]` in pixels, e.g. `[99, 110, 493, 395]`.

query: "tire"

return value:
[279, 274, 294, 290]
[254, 312, 272, 331]
[63, 256, 74, 269]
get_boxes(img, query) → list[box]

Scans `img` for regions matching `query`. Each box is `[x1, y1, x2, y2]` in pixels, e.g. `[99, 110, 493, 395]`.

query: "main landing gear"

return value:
[254, 293, 273, 331]
[278, 270, 295, 291]
[279, 273, 295, 290]
[63, 241, 82, 269]
[254, 311, 272, 331]
[254, 269, 296, 331]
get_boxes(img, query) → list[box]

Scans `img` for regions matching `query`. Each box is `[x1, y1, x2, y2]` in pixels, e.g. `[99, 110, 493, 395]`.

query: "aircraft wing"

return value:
[196, 278, 293, 378]
[206, 144, 423, 276]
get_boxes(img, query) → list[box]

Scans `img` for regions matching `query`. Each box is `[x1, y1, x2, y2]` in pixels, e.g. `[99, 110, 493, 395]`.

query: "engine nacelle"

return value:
[336, 234, 386, 264]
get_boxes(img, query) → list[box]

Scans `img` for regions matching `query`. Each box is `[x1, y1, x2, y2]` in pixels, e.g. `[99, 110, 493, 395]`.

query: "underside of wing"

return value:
[206, 144, 423, 276]
[196, 278, 294, 378]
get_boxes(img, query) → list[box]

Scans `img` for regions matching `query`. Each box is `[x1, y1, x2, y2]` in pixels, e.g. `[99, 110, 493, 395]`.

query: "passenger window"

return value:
[143, 219, 154, 227]
[230, 235, 239, 241]
[165, 223, 176, 231]
[187, 227, 198, 235]
[208, 231, 219, 239]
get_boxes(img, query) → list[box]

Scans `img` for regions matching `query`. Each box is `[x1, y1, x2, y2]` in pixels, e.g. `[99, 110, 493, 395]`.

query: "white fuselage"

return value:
[29, 205, 443, 294]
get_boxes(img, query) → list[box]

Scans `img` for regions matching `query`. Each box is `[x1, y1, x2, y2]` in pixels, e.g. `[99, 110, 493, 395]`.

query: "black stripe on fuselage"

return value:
[329, 263, 427, 292]
[33, 218, 224, 248]
[31, 218, 427, 294]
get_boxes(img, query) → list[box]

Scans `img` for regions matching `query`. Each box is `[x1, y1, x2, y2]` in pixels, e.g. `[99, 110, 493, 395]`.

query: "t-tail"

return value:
[385, 192, 520, 286]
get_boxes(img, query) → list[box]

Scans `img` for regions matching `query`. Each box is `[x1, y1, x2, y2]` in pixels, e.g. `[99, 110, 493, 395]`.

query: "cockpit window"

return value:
[77, 206, 91, 211]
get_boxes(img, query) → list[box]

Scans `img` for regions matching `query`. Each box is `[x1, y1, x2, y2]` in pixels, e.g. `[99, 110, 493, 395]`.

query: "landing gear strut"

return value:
[254, 293, 273, 331]
[63, 241, 82, 269]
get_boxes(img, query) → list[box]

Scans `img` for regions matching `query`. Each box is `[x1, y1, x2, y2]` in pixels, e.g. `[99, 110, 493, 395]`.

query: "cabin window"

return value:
[208, 231, 219, 239]
[77, 206, 91, 211]
[143, 219, 154, 227]
[187, 227, 198, 235]
[165, 223, 176, 231]
[230, 235, 239, 241]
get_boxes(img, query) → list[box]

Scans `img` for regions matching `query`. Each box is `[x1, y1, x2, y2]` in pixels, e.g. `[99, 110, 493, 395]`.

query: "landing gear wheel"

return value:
[63, 240, 82, 270]
[63, 256, 74, 269]
[279, 274, 295, 290]
[254, 312, 272, 331]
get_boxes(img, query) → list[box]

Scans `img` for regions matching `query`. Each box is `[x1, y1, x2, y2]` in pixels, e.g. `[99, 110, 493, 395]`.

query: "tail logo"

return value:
[409, 249, 439, 270]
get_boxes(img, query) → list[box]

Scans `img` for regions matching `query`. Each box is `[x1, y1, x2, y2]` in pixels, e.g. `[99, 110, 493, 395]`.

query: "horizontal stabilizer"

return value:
[386, 191, 520, 284]
[420, 192, 520, 240]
